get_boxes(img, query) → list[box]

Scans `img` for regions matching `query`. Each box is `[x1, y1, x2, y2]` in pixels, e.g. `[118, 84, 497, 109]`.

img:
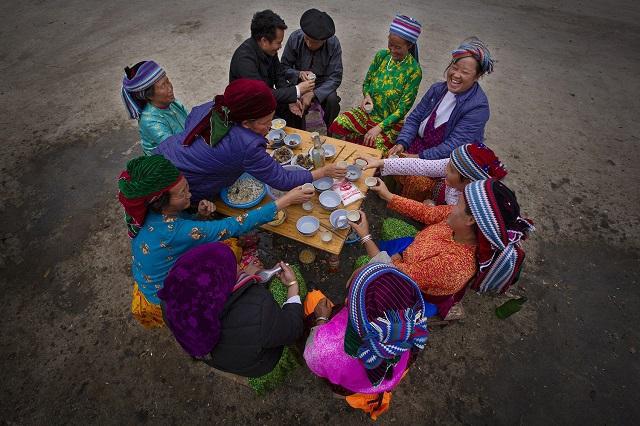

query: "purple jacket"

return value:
[395, 81, 490, 160]
[153, 102, 312, 202]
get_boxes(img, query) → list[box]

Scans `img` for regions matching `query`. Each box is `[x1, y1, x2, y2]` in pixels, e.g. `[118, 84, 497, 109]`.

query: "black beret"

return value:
[300, 9, 335, 40]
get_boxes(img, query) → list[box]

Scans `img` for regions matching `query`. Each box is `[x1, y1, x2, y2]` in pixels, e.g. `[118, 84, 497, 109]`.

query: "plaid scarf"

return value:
[121, 60, 165, 120]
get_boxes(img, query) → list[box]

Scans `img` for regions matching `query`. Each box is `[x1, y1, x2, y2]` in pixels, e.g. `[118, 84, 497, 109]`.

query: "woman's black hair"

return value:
[251, 10, 287, 42]
[148, 192, 171, 213]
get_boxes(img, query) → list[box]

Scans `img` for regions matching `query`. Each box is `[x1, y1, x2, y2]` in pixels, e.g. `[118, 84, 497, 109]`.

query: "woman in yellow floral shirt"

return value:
[329, 15, 422, 152]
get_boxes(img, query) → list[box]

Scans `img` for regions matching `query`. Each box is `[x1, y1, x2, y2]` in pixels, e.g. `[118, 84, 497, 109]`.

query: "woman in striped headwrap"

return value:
[351, 178, 533, 318]
[328, 15, 423, 152]
[121, 60, 188, 155]
[117, 155, 312, 328]
[358, 141, 507, 203]
[303, 262, 433, 420]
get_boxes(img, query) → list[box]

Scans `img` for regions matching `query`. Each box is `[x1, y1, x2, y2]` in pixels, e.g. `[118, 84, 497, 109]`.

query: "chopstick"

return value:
[331, 144, 346, 162]
[343, 149, 357, 162]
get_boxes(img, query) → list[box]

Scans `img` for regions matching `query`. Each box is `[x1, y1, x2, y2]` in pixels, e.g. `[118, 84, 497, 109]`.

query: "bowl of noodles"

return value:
[220, 173, 267, 208]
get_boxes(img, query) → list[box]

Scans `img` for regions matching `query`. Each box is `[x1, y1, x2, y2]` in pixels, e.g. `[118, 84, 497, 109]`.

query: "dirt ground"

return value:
[1, 0, 639, 424]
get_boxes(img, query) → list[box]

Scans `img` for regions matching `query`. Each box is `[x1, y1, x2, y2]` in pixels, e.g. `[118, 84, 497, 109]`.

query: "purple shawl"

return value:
[157, 242, 237, 357]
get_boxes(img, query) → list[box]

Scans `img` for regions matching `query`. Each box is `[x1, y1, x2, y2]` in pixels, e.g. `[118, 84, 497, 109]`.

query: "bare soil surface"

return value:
[1, 0, 639, 424]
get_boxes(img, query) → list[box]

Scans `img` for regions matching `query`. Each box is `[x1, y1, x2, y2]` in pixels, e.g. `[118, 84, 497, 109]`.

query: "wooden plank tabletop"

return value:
[214, 128, 382, 255]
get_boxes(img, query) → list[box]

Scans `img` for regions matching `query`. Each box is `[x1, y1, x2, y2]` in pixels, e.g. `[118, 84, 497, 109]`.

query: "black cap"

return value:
[300, 9, 335, 40]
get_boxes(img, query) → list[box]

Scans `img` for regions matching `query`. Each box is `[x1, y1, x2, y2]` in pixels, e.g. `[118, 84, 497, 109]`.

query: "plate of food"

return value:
[220, 173, 267, 208]
[292, 153, 314, 170]
[272, 146, 294, 165]
[266, 165, 307, 199]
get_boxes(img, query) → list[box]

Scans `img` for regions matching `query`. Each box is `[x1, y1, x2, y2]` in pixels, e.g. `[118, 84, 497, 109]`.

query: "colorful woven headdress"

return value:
[389, 14, 422, 61]
[451, 37, 495, 75]
[450, 142, 508, 181]
[464, 179, 535, 293]
[121, 60, 166, 120]
[344, 263, 432, 387]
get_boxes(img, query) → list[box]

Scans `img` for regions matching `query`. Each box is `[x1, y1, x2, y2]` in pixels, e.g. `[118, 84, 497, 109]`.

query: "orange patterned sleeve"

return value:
[393, 249, 476, 296]
[388, 195, 453, 225]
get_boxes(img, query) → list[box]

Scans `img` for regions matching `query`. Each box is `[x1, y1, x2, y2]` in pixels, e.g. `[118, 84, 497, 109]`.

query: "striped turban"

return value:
[464, 179, 535, 294]
[389, 14, 422, 61]
[450, 142, 508, 181]
[451, 37, 495, 75]
[118, 155, 182, 238]
[121, 60, 166, 120]
[344, 263, 434, 387]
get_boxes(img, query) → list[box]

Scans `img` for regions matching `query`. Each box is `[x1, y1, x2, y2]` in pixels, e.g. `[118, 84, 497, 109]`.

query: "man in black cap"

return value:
[230, 10, 315, 127]
[281, 8, 343, 127]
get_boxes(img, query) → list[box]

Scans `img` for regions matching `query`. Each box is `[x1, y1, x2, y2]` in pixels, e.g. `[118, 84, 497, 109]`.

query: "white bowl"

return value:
[321, 231, 333, 242]
[302, 201, 314, 211]
[365, 177, 379, 188]
[271, 118, 286, 130]
[267, 129, 286, 145]
[284, 134, 302, 148]
[330, 209, 350, 230]
[347, 210, 361, 222]
[345, 165, 362, 181]
[308, 144, 336, 159]
[296, 216, 320, 236]
[319, 190, 341, 210]
[313, 177, 333, 191]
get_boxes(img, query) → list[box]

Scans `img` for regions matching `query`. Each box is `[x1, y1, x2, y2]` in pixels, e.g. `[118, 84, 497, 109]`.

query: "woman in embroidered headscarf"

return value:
[121, 60, 188, 155]
[350, 178, 533, 318]
[328, 15, 422, 152]
[358, 142, 507, 203]
[154, 78, 346, 203]
[118, 155, 312, 328]
[302, 262, 432, 420]
[158, 242, 308, 394]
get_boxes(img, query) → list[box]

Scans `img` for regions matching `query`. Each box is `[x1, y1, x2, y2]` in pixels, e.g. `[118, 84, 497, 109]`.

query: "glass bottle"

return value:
[310, 132, 325, 169]
[495, 297, 527, 319]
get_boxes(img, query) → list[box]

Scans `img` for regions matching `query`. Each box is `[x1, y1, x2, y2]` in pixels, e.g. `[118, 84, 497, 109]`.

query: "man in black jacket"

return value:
[281, 9, 343, 127]
[229, 10, 315, 128]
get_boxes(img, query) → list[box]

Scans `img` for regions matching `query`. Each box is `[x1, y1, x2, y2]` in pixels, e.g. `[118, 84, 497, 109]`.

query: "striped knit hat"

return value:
[389, 15, 422, 61]
[344, 262, 431, 387]
[121, 60, 166, 120]
[118, 155, 182, 238]
[464, 179, 535, 293]
[450, 143, 508, 181]
[451, 37, 495, 75]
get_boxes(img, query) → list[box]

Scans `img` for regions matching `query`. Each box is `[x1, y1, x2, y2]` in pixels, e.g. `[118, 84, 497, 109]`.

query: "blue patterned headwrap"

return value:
[121, 60, 166, 120]
[345, 262, 433, 386]
[451, 37, 495, 75]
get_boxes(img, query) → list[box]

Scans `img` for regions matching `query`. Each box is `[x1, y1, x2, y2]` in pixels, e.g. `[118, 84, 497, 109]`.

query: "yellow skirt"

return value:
[131, 283, 165, 329]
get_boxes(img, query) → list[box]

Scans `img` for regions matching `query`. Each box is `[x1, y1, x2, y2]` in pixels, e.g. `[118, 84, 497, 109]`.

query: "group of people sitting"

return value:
[116, 8, 535, 419]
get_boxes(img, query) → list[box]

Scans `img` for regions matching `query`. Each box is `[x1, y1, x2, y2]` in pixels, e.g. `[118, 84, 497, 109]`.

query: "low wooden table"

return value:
[214, 128, 382, 255]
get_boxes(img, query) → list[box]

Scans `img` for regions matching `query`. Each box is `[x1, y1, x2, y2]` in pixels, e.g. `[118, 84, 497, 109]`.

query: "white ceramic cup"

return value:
[321, 231, 332, 242]
[302, 201, 313, 211]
